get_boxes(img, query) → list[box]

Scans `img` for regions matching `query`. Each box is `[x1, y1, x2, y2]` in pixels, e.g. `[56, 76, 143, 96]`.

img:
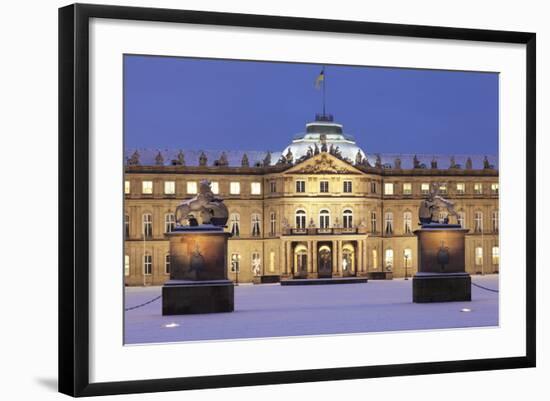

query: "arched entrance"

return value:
[342, 243, 356, 277]
[317, 243, 332, 278]
[293, 243, 308, 278]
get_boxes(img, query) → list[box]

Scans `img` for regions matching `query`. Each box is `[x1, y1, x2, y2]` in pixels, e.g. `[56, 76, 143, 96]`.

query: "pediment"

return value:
[285, 152, 363, 175]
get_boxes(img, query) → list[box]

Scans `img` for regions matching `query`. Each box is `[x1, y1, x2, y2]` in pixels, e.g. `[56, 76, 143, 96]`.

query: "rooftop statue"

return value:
[155, 151, 164, 166]
[394, 157, 402, 169]
[413, 154, 420, 169]
[241, 153, 249, 167]
[198, 152, 208, 166]
[375, 154, 382, 168]
[418, 182, 459, 226]
[483, 155, 494, 169]
[263, 151, 272, 166]
[216, 152, 229, 167]
[431, 157, 437, 169]
[175, 180, 228, 227]
[172, 150, 185, 166]
[127, 150, 140, 166]
[465, 157, 473, 170]
[355, 150, 363, 165]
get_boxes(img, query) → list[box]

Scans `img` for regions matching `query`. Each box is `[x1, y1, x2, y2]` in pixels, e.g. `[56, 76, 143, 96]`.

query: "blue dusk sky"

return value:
[124, 55, 499, 155]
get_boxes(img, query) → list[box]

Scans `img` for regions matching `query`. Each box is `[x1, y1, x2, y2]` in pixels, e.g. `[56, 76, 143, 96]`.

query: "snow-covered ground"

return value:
[124, 275, 499, 345]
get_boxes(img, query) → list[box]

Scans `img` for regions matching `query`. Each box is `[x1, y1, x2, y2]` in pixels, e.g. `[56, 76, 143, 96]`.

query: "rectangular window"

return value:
[491, 183, 499, 194]
[142, 181, 153, 194]
[438, 184, 447, 194]
[320, 180, 329, 193]
[475, 247, 483, 266]
[210, 181, 219, 194]
[270, 181, 276, 193]
[142, 214, 152, 238]
[230, 182, 240, 195]
[251, 182, 262, 195]
[370, 182, 377, 193]
[403, 183, 412, 195]
[124, 180, 131, 194]
[492, 246, 500, 265]
[143, 254, 152, 275]
[269, 251, 275, 272]
[296, 180, 305, 193]
[124, 255, 130, 277]
[124, 214, 130, 238]
[164, 254, 170, 274]
[421, 183, 430, 194]
[270, 212, 276, 236]
[456, 183, 465, 194]
[343, 180, 352, 193]
[474, 183, 483, 195]
[492, 210, 499, 233]
[187, 181, 197, 194]
[384, 183, 394, 195]
[370, 211, 377, 233]
[164, 181, 175, 195]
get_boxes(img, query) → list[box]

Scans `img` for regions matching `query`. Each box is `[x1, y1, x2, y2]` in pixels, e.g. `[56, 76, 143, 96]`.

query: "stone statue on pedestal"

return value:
[175, 180, 228, 227]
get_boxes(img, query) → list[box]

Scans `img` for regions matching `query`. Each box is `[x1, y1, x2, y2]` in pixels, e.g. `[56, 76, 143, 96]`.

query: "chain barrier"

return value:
[125, 295, 162, 311]
[471, 281, 499, 293]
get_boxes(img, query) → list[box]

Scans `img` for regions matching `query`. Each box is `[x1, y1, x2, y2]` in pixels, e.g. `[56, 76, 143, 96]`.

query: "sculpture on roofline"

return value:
[127, 150, 140, 166]
[198, 152, 208, 166]
[241, 153, 249, 167]
[175, 180, 228, 227]
[155, 151, 164, 166]
[465, 157, 473, 170]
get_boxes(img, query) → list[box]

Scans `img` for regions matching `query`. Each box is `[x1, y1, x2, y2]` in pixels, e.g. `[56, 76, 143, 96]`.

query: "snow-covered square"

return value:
[124, 275, 499, 344]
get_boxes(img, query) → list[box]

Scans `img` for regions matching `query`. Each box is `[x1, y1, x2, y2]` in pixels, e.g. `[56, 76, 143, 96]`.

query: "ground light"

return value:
[460, 308, 472, 312]
[164, 322, 180, 328]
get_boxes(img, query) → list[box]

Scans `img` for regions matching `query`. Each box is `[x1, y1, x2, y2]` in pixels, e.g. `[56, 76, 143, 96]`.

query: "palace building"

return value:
[124, 114, 499, 286]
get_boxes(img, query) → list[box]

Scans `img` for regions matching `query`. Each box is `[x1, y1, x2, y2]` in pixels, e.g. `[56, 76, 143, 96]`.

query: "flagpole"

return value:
[322, 66, 326, 117]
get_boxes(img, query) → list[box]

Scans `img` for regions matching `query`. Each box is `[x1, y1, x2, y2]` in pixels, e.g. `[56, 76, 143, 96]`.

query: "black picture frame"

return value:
[59, 3, 536, 397]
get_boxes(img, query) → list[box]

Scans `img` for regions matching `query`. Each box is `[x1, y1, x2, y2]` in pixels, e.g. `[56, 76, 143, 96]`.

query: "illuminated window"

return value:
[270, 212, 276, 236]
[403, 211, 412, 234]
[370, 211, 377, 233]
[230, 253, 240, 273]
[230, 182, 240, 195]
[251, 213, 261, 237]
[143, 254, 152, 275]
[492, 246, 500, 265]
[475, 247, 483, 266]
[269, 251, 275, 272]
[270, 181, 276, 193]
[384, 212, 393, 235]
[124, 214, 130, 238]
[164, 213, 175, 233]
[474, 183, 483, 195]
[384, 183, 394, 195]
[124, 180, 131, 194]
[385, 249, 394, 271]
[295, 210, 306, 229]
[456, 183, 465, 194]
[343, 209, 353, 229]
[403, 248, 412, 268]
[343, 180, 352, 193]
[319, 209, 330, 229]
[421, 183, 430, 194]
[458, 211, 466, 228]
[229, 213, 240, 237]
[187, 181, 197, 194]
[296, 180, 305, 193]
[491, 183, 499, 194]
[142, 181, 153, 194]
[251, 182, 262, 195]
[252, 252, 261, 276]
[142, 213, 152, 238]
[164, 181, 175, 195]
[372, 248, 378, 269]
[438, 184, 447, 194]
[124, 255, 130, 276]
[210, 181, 219, 194]
[403, 183, 412, 195]
[320, 180, 329, 193]
[474, 211, 483, 233]
[164, 254, 170, 275]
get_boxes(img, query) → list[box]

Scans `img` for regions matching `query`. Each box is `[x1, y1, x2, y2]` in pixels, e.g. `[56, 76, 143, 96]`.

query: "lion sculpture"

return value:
[175, 180, 228, 227]
[419, 182, 459, 225]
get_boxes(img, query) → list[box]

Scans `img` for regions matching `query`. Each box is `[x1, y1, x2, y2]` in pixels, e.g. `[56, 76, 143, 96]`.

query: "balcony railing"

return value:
[285, 226, 363, 235]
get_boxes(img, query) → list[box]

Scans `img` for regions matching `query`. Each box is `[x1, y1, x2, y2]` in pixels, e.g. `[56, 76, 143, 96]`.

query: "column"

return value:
[312, 240, 318, 274]
[357, 240, 362, 274]
[307, 241, 313, 273]
[279, 240, 285, 275]
[286, 241, 292, 275]
[337, 240, 343, 275]
[332, 240, 337, 274]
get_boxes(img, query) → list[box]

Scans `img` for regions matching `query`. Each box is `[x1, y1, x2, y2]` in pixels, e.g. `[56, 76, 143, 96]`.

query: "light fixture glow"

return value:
[460, 308, 472, 313]
[164, 322, 180, 328]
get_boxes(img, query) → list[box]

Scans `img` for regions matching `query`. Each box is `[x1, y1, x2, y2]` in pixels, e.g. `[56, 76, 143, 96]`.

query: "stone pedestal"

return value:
[162, 227, 234, 315]
[413, 224, 471, 303]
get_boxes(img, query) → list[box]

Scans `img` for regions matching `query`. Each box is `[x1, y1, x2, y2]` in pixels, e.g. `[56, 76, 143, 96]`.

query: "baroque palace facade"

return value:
[124, 115, 499, 286]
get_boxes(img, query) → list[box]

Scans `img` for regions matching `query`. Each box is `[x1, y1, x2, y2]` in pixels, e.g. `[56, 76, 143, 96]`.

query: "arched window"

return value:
[370, 211, 377, 233]
[474, 211, 483, 233]
[372, 248, 378, 269]
[475, 246, 483, 266]
[492, 210, 499, 233]
[384, 212, 393, 235]
[164, 254, 170, 274]
[492, 246, 499, 265]
[229, 213, 240, 237]
[142, 213, 152, 239]
[295, 209, 306, 230]
[403, 248, 412, 269]
[251, 213, 261, 237]
[319, 209, 330, 229]
[269, 251, 276, 273]
[343, 209, 353, 229]
[403, 211, 412, 234]
[230, 253, 240, 273]
[458, 211, 466, 228]
[124, 255, 130, 277]
[124, 214, 130, 238]
[164, 213, 175, 233]
[270, 212, 277, 236]
[143, 253, 152, 275]
[252, 252, 261, 276]
[385, 249, 394, 271]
